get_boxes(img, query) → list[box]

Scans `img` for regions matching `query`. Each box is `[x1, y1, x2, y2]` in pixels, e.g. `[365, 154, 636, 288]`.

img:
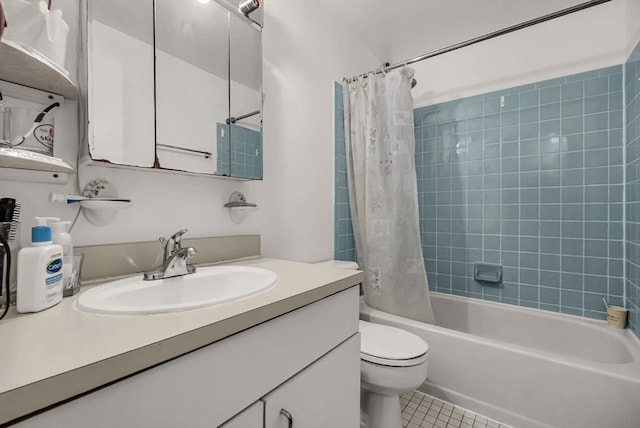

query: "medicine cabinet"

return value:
[83, 0, 263, 180]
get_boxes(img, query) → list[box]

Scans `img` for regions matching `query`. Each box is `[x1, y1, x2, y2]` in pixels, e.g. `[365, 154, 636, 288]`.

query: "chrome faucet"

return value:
[144, 229, 197, 280]
[162, 229, 188, 261]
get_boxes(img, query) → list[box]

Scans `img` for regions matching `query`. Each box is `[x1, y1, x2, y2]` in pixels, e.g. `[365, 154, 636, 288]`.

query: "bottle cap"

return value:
[51, 221, 71, 234]
[32, 217, 60, 243]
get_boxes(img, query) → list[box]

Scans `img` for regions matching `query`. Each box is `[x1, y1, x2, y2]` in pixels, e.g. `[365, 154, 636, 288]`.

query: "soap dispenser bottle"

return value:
[51, 221, 73, 296]
[17, 217, 64, 313]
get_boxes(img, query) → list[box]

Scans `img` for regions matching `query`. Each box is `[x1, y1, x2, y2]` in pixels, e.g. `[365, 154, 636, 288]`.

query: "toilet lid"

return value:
[359, 320, 429, 363]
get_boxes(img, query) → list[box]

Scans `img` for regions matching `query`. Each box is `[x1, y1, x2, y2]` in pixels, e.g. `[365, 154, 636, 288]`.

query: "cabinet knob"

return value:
[280, 408, 293, 428]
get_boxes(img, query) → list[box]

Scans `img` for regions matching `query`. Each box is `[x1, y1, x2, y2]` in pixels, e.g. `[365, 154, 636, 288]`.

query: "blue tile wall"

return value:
[626, 40, 640, 339]
[415, 65, 624, 319]
[216, 123, 262, 179]
[334, 66, 640, 328]
[216, 123, 230, 176]
[230, 124, 263, 180]
[334, 82, 356, 262]
[334, 67, 635, 325]
[216, 123, 262, 180]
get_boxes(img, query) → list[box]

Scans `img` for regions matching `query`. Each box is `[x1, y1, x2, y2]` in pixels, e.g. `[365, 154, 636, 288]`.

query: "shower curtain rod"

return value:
[346, 0, 611, 82]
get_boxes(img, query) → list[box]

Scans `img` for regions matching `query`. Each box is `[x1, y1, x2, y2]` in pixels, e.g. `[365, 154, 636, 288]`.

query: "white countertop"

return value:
[0, 257, 363, 424]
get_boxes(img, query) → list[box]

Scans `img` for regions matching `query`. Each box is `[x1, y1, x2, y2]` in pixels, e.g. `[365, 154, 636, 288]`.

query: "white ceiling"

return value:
[316, 0, 596, 66]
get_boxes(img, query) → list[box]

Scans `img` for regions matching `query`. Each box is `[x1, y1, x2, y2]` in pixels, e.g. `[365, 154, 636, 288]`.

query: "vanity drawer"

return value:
[15, 286, 360, 427]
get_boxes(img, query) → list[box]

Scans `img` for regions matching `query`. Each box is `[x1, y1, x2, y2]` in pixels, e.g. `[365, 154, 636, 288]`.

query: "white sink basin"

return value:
[77, 266, 277, 315]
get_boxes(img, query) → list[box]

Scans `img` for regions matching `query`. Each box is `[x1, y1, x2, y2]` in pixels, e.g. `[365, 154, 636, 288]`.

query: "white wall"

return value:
[625, 0, 640, 55]
[2, 0, 380, 264]
[411, 0, 628, 107]
[246, 1, 380, 262]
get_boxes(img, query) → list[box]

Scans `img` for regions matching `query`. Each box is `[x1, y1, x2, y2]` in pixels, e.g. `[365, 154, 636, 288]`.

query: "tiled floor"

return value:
[401, 391, 512, 428]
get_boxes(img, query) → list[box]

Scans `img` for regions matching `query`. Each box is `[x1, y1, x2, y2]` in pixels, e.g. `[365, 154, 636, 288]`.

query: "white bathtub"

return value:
[360, 292, 640, 428]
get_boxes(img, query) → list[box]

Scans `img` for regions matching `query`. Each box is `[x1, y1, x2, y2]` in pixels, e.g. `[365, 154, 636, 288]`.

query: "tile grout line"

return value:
[401, 390, 513, 428]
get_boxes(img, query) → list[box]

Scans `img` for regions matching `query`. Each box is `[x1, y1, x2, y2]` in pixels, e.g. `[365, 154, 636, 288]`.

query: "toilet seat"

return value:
[359, 320, 429, 367]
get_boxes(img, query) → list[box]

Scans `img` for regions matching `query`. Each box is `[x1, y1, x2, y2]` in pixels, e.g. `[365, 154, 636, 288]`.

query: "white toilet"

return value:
[316, 260, 430, 428]
[359, 320, 429, 428]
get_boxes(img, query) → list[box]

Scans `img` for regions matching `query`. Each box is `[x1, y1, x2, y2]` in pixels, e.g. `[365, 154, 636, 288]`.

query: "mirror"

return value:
[86, 0, 155, 167]
[85, 0, 263, 179]
[155, 0, 229, 175]
[229, 12, 262, 179]
[218, 0, 264, 27]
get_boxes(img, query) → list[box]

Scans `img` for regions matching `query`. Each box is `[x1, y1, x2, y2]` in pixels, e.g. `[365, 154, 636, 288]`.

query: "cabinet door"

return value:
[228, 12, 263, 180]
[219, 401, 263, 428]
[86, 0, 156, 167]
[155, 0, 229, 174]
[263, 334, 360, 428]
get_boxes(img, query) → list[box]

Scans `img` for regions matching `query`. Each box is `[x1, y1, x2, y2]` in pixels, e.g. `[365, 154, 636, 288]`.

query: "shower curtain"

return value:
[342, 67, 435, 324]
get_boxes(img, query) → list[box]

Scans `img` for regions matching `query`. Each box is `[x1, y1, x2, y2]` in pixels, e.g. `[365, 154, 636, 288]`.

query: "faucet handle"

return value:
[175, 246, 197, 259]
[170, 229, 188, 250]
[158, 236, 173, 261]
[158, 236, 169, 253]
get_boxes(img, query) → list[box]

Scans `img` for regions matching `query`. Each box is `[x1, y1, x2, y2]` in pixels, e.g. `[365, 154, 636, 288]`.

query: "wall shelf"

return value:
[0, 166, 70, 184]
[0, 147, 75, 174]
[0, 40, 78, 99]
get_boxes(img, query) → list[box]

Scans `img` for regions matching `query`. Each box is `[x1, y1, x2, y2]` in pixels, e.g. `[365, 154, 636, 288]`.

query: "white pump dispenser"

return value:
[17, 217, 64, 313]
[51, 221, 73, 296]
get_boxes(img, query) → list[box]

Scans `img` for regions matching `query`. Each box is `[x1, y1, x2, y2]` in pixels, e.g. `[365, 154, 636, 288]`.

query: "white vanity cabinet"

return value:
[219, 402, 264, 428]
[13, 287, 360, 428]
[221, 335, 360, 428]
[262, 335, 360, 428]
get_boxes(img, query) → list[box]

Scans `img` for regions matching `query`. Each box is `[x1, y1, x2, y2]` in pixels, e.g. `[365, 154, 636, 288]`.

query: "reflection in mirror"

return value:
[229, 13, 262, 179]
[87, 0, 155, 167]
[84, 0, 263, 179]
[155, 0, 229, 174]
[219, 0, 263, 27]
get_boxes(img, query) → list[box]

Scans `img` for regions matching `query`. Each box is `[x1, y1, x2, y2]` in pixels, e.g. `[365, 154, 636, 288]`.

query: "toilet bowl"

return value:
[315, 260, 430, 428]
[359, 320, 429, 428]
